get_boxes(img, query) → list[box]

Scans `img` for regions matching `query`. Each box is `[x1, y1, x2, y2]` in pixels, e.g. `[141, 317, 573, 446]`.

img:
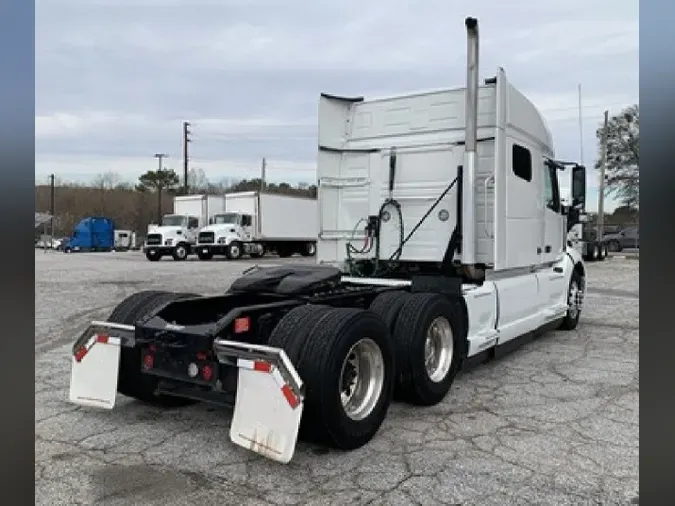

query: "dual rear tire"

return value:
[268, 291, 466, 450]
[108, 290, 200, 406]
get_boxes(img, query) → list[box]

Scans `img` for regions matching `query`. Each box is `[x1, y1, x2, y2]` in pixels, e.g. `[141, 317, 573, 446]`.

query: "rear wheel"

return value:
[369, 290, 410, 332]
[110, 290, 200, 406]
[392, 293, 465, 406]
[608, 239, 621, 252]
[268, 306, 395, 450]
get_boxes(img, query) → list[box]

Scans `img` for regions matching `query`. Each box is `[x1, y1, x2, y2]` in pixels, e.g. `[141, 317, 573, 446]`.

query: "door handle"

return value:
[545, 245, 551, 253]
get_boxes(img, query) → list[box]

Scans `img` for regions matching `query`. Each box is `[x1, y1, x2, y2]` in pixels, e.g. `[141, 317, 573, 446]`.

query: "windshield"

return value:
[161, 215, 187, 227]
[212, 213, 240, 225]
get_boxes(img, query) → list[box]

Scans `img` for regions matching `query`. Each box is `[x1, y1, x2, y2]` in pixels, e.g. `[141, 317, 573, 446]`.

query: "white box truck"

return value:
[144, 194, 226, 261]
[70, 17, 589, 465]
[195, 191, 317, 260]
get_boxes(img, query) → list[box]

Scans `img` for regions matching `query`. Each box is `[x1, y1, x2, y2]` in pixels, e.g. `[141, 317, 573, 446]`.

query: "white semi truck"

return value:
[69, 18, 588, 465]
[143, 194, 226, 261]
[195, 191, 318, 260]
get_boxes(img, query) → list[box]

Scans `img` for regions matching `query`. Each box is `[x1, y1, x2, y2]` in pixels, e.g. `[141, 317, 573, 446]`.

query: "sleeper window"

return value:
[512, 144, 532, 182]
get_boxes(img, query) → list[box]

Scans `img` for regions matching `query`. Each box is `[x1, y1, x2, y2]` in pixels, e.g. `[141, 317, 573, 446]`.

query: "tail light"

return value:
[233, 316, 250, 334]
[201, 364, 214, 382]
[143, 353, 154, 369]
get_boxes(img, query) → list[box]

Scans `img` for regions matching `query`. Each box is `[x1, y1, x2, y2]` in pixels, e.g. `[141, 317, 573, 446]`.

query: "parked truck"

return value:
[195, 191, 317, 260]
[563, 199, 608, 262]
[113, 230, 137, 251]
[143, 194, 226, 261]
[62, 217, 115, 253]
[69, 18, 588, 465]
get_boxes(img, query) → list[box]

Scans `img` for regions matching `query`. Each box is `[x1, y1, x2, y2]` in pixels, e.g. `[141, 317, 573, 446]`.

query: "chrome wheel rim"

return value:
[176, 246, 186, 258]
[424, 317, 454, 383]
[230, 244, 240, 257]
[568, 279, 585, 319]
[339, 338, 385, 421]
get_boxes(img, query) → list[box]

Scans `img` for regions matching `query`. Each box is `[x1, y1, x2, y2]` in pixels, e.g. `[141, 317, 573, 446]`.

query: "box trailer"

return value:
[143, 194, 226, 261]
[69, 17, 589, 465]
[195, 191, 317, 260]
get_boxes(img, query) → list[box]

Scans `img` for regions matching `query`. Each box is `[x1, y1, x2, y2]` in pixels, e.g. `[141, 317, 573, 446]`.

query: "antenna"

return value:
[577, 83, 584, 165]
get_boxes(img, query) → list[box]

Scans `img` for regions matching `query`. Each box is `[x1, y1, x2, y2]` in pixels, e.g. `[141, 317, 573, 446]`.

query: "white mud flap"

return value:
[214, 341, 305, 464]
[68, 321, 134, 409]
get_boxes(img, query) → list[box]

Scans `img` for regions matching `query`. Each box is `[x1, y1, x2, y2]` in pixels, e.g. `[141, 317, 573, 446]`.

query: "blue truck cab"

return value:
[63, 217, 115, 253]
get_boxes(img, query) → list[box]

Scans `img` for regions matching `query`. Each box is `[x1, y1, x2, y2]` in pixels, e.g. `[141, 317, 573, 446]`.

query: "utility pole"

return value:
[183, 121, 191, 194]
[49, 174, 55, 247]
[154, 153, 168, 223]
[260, 157, 266, 192]
[597, 110, 609, 239]
[577, 84, 584, 164]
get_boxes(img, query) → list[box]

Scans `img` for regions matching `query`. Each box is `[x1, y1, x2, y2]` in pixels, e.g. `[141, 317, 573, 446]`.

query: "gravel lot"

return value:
[35, 250, 639, 505]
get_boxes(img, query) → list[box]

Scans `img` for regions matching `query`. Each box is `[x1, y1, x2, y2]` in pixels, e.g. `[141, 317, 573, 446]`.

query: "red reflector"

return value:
[74, 347, 87, 362]
[253, 361, 272, 373]
[281, 384, 300, 409]
[96, 334, 109, 344]
[201, 364, 214, 381]
[149, 344, 157, 352]
[233, 317, 250, 333]
[143, 354, 154, 369]
[196, 352, 208, 360]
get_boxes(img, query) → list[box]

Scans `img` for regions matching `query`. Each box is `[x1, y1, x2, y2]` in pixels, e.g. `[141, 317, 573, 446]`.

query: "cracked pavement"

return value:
[35, 250, 639, 505]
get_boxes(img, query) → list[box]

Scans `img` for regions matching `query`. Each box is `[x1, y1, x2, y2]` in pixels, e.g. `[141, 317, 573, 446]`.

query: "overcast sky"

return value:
[35, 0, 638, 211]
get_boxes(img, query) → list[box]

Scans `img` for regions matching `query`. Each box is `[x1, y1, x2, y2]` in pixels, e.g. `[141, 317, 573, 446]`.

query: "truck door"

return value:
[241, 214, 253, 241]
[187, 217, 200, 243]
[542, 162, 564, 263]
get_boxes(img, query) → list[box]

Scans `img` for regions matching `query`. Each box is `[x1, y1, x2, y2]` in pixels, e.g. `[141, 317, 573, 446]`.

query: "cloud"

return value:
[35, 0, 638, 214]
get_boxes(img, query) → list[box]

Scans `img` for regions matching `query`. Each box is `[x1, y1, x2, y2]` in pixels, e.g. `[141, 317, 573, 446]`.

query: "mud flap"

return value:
[214, 340, 305, 464]
[68, 321, 135, 409]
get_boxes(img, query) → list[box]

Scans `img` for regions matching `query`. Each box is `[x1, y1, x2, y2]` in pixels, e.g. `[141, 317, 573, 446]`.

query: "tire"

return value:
[270, 306, 395, 450]
[197, 250, 213, 261]
[110, 290, 200, 407]
[368, 290, 410, 332]
[598, 244, 607, 261]
[268, 304, 334, 367]
[608, 240, 621, 252]
[145, 250, 161, 262]
[392, 293, 465, 406]
[225, 241, 243, 260]
[559, 269, 585, 331]
[300, 242, 316, 257]
[172, 243, 189, 261]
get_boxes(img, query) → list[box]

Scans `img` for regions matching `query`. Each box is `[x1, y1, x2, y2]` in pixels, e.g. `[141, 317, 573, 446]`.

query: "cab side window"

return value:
[241, 215, 252, 227]
[188, 217, 199, 229]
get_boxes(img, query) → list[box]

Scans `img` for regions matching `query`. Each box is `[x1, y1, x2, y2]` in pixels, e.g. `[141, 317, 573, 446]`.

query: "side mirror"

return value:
[571, 165, 586, 209]
[208, 218, 213, 225]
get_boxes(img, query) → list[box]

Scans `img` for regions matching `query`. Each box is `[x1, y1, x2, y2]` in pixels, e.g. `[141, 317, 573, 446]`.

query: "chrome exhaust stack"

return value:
[461, 17, 480, 275]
